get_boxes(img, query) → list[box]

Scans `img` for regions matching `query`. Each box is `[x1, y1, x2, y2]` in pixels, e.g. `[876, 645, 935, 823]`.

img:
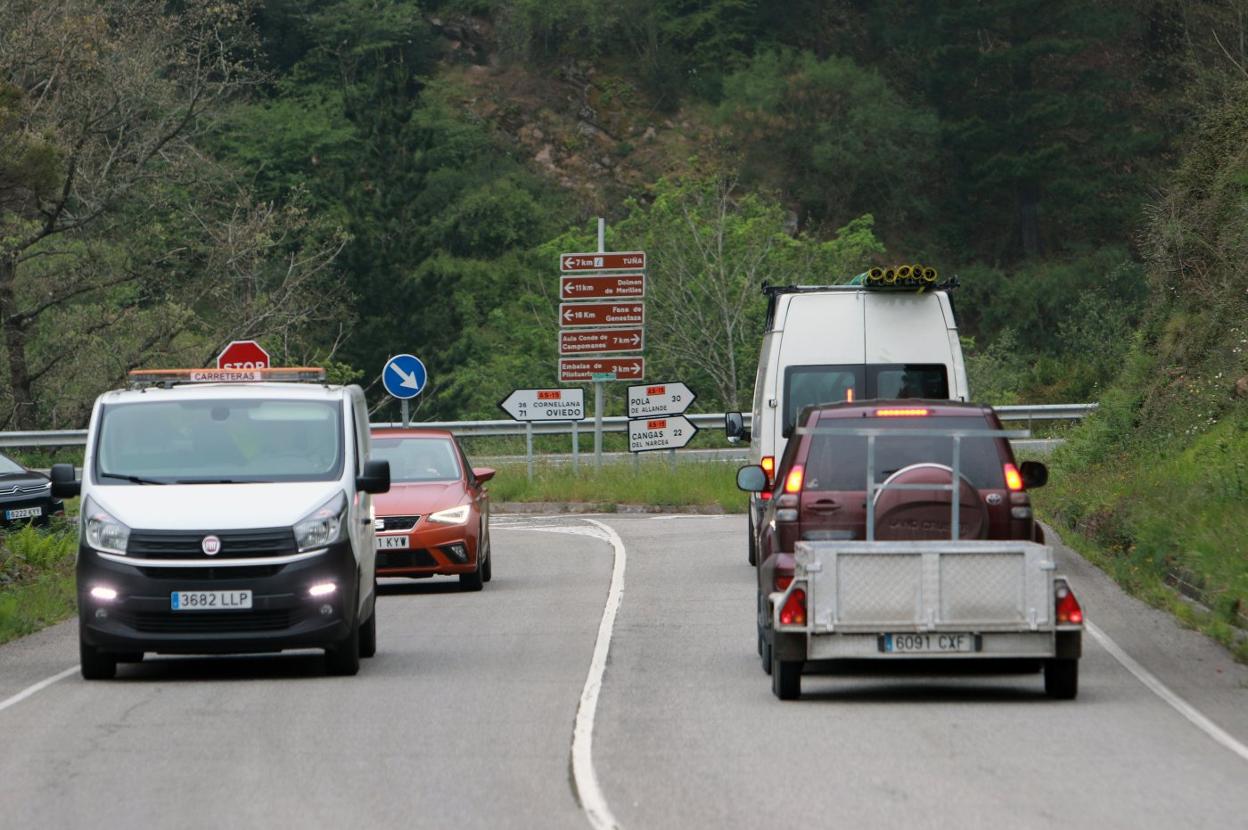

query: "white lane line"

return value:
[0, 665, 78, 714]
[1086, 621, 1248, 763]
[505, 519, 624, 829]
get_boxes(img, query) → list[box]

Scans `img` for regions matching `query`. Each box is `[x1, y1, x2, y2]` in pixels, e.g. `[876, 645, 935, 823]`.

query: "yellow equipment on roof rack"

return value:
[127, 367, 327, 387]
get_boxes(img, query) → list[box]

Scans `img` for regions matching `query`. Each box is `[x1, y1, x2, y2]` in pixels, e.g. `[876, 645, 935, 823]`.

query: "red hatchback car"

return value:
[369, 428, 494, 591]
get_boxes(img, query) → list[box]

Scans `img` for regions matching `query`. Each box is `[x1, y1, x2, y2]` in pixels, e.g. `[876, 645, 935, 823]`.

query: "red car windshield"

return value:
[802, 415, 1006, 491]
[371, 436, 462, 482]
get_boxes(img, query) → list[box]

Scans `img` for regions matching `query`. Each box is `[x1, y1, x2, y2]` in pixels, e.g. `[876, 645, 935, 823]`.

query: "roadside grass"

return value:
[487, 458, 746, 512]
[1037, 415, 1248, 662]
[0, 520, 79, 646]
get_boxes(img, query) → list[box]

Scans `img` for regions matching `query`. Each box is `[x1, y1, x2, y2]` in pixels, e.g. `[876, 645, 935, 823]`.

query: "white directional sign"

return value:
[627, 382, 695, 418]
[628, 415, 698, 453]
[499, 388, 586, 422]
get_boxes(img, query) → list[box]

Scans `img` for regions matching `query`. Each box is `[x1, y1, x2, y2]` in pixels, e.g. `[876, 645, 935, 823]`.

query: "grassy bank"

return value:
[0, 522, 79, 646]
[486, 459, 745, 512]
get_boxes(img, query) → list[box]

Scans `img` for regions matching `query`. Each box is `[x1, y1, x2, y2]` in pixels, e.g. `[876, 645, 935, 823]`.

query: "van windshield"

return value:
[802, 415, 1005, 491]
[783, 364, 949, 434]
[95, 399, 344, 484]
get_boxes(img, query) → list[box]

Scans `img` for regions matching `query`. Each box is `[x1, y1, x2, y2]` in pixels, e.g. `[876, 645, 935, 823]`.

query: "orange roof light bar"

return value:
[874, 407, 931, 417]
[128, 367, 327, 385]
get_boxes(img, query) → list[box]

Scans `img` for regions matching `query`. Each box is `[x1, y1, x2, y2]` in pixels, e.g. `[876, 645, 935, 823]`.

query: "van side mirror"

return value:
[1020, 460, 1048, 489]
[50, 463, 80, 499]
[736, 465, 768, 493]
[472, 467, 496, 484]
[357, 459, 391, 494]
[724, 412, 750, 444]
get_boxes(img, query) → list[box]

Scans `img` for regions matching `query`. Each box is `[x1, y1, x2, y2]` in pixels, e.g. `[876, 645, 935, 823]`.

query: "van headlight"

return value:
[294, 491, 348, 551]
[428, 504, 470, 525]
[84, 496, 130, 555]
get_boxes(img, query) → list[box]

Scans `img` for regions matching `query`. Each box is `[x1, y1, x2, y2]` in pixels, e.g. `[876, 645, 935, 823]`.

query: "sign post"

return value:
[595, 219, 605, 471]
[382, 353, 428, 426]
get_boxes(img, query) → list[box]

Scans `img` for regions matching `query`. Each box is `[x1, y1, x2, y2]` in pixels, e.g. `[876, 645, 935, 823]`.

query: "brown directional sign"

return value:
[559, 357, 645, 382]
[560, 274, 646, 301]
[559, 302, 644, 328]
[559, 327, 644, 356]
[560, 251, 647, 272]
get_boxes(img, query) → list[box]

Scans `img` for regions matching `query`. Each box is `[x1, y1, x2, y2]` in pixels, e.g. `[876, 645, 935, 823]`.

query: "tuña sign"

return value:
[558, 357, 645, 383]
[560, 274, 645, 301]
[216, 340, 270, 370]
[559, 327, 644, 356]
[560, 251, 646, 272]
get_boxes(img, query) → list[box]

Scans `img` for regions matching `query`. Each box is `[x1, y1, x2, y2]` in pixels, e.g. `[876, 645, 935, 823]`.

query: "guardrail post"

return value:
[525, 421, 534, 483]
[572, 420, 579, 474]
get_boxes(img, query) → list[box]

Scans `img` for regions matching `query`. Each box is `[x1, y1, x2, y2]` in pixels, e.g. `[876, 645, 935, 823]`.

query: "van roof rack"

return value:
[127, 367, 328, 389]
[761, 277, 959, 329]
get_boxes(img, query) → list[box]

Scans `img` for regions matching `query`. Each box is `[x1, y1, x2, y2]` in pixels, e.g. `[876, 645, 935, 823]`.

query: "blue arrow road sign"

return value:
[382, 353, 427, 399]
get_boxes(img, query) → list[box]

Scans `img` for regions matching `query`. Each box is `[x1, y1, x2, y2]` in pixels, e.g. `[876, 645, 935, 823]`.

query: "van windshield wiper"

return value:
[174, 479, 272, 484]
[98, 472, 167, 485]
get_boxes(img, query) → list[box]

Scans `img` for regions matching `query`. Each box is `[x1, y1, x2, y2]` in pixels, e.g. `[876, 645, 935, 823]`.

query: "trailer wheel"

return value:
[747, 512, 758, 566]
[1044, 658, 1078, 699]
[772, 655, 801, 700]
[761, 631, 773, 676]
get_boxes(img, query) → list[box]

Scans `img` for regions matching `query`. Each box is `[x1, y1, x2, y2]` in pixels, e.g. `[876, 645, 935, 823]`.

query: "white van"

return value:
[725, 285, 969, 564]
[50, 367, 390, 679]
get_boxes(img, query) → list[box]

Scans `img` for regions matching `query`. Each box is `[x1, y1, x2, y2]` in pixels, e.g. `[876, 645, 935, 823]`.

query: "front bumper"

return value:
[77, 538, 359, 655]
[375, 521, 476, 577]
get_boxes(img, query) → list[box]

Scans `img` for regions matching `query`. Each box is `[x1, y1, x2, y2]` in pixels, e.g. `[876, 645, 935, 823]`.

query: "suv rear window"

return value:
[783, 364, 949, 435]
[802, 415, 1006, 491]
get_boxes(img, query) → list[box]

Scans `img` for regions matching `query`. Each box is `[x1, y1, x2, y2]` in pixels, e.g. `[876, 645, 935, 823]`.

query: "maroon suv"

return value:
[747, 400, 1051, 675]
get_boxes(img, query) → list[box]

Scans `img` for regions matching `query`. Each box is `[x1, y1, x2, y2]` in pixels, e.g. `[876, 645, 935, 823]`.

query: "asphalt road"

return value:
[2, 515, 1246, 829]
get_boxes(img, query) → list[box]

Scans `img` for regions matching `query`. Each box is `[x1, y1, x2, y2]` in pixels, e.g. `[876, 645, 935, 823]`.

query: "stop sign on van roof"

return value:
[217, 340, 270, 370]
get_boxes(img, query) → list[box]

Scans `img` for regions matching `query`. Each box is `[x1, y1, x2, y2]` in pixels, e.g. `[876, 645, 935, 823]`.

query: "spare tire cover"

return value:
[873, 463, 987, 541]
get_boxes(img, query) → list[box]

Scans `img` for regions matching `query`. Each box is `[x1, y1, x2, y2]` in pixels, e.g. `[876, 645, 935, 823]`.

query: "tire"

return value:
[772, 654, 802, 700]
[80, 637, 116, 680]
[747, 510, 758, 566]
[1044, 658, 1078, 699]
[359, 605, 377, 659]
[761, 631, 773, 676]
[326, 593, 361, 676]
[116, 651, 144, 663]
[460, 542, 485, 592]
[481, 530, 492, 583]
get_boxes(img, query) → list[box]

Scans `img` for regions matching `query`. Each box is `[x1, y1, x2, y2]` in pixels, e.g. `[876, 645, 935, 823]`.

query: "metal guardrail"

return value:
[0, 404, 1097, 449]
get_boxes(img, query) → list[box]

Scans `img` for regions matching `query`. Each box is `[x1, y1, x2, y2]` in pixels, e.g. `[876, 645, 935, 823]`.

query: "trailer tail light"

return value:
[775, 574, 793, 591]
[783, 464, 805, 494]
[1055, 579, 1083, 625]
[1004, 463, 1024, 492]
[779, 589, 807, 626]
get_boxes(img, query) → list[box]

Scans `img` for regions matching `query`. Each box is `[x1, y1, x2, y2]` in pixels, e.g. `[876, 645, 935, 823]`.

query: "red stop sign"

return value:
[216, 340, 270, 370]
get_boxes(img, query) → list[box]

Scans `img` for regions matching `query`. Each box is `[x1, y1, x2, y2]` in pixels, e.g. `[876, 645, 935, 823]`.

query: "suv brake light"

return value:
[1004, 463, 1024, 492]
[1055, 579, 1083, 625]
[783, 464, 804, 494]
[875, 407, 930, 417]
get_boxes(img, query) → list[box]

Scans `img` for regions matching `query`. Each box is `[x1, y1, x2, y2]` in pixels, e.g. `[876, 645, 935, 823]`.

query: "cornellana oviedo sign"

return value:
[498, 388, 586, 422]
[628, 415, 698, 452]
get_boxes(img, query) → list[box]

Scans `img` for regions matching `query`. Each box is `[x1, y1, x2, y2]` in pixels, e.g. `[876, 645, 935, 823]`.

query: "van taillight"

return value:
[762, 455, 775, 485]
[780, 589, 807, 626]
[1055, 580, 1083, 625]
[1004, 463, 1024, 492]
[783, 465, 804, 493]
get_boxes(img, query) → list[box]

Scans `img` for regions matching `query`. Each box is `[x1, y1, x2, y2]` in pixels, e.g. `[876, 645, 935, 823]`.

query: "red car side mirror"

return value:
[473, 467, 496, 484]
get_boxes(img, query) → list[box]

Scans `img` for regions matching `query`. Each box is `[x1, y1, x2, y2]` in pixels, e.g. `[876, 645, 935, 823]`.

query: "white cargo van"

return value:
[725, 285, 969, 564]
[50, 367, 391, 679]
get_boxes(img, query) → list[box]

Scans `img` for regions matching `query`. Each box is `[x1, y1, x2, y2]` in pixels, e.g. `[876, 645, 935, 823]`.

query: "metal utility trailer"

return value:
[766, 423, 1082, 700]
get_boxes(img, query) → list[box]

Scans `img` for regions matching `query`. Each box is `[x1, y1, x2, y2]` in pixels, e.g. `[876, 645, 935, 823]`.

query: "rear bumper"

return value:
[76, 539, 359, 655]
[789, 628, 1081, 661]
